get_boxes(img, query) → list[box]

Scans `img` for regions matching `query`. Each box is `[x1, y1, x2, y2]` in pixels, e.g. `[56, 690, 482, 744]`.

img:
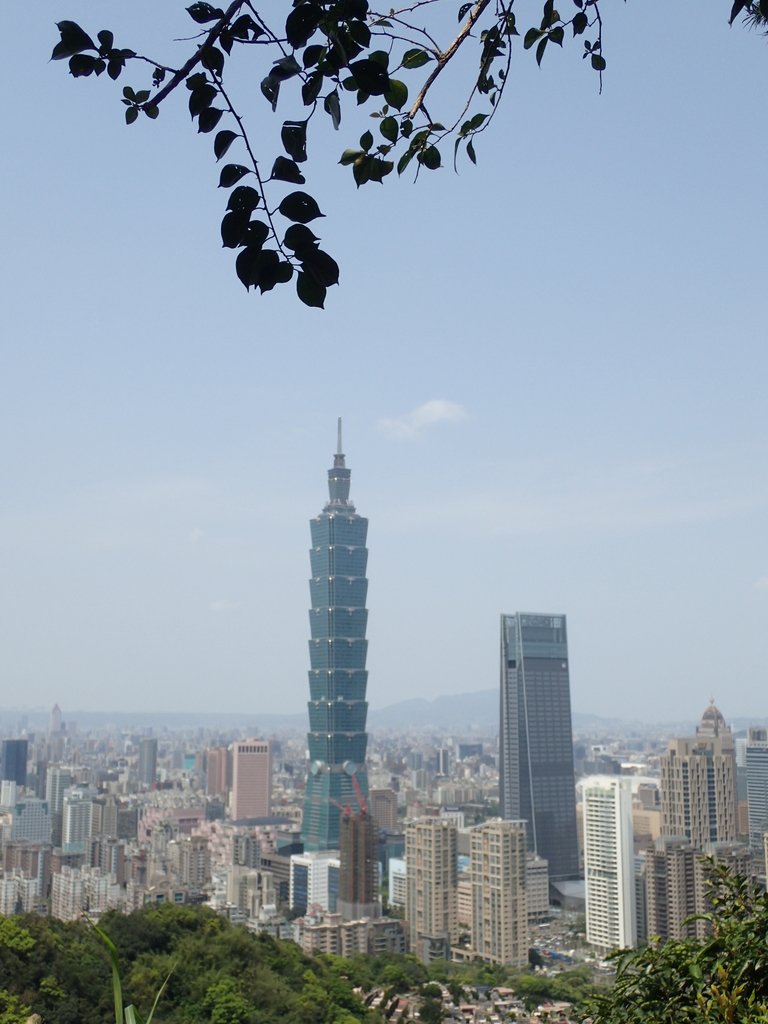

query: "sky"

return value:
[0, 2, 765, 723]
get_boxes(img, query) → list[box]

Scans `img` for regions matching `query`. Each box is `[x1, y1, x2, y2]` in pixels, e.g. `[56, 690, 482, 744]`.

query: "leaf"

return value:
[418, 145, 441, 170]
[302, 71, 323, 106]
[591, 52, 606, 70]
[535, 36, 547, 65]
[349, 58, 390, 96]
[271, 156, 306, 183]
[397, 148, 415, 175]
[297, 271, 326, 308]
[97, 30, 114, 53]
[283, 224, 319, 253]
[144, 104, 159, 119]
[186, 3, 224, 24]
[271, 55, 302, 81]
[466, 139, 476, 164]
[244, 221, 270, 247]
[349, 20, 372, 48]
[281, 121, 308, 162]
[260, 75, 280, 111]
[221, 210, 250, 248]
[52, 21, 96, 60]
[302, 248, 340, 287]
[188, 83, 217, 116]
[457, 2, 472, 20]
[285, 4, 322, 48]
[236, 245, 278, 290]
[276, 262, 294, 284]
[303, 45, 326, 68]
[226, 185, 260, 213]
[384, 79, 408, 110]
[218, 164, 251, 187]
[201, 45, 225, 76]
[198, 107, 223, 133]
[69, 54, 97, 77]
[278, 191, 324, 223]
[402, 48, 431, 69]
[214, 129, 238, 160]
[572, 11, 588, 35]
[729, 0, 749, 22]
[360, 129, 373, 151]
[523, 27, 542, 49]
[380, 116, 398, 143]
[339, 148, 364, 165]
[324, 90, 341, 130]
[549, 26, 564, 45]
[125, 106, 139, 125]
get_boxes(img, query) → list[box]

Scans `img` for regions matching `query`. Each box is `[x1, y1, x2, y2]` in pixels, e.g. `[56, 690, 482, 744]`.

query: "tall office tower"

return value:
[469, 819, 528, 966]
[583, 777, 637, 951]
[231, 739, 272, 819]
[0, 739, 28, 787]
[746, 728, 768, 850]
[289, 850, 341, 913]
[206, 746, 229, 797]
[659, 702, 737, 849]
[137, 738, 158, 787]
[499, 613, 578, 882]
[338, 811, 378, 920]
[302, 422, 370, 852]
[405, 818, 458, 963]
[46, 765, 75, 847]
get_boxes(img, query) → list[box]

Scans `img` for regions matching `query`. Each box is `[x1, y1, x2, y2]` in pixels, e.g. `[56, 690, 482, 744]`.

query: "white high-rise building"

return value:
[62, 787, 94, 853]
[289, 851, 340, 913]
[582, 776, 637, 951]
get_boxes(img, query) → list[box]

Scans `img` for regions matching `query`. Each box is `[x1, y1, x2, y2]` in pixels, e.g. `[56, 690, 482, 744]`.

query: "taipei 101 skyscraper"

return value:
[301, 421, 370, 852]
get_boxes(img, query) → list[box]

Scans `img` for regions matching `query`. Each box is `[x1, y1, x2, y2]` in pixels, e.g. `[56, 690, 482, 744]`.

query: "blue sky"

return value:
[0, 2, 765, 722]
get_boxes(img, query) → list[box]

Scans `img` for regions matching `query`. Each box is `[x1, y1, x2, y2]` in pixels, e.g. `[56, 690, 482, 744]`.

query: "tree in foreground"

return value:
[51, 0, 764, 306]
[588, 864, 768, 1024]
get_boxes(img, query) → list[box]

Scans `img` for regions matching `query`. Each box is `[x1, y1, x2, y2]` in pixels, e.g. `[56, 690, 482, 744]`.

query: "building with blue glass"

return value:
[499, 612, 579, 883]
[301, 423, 370, 852]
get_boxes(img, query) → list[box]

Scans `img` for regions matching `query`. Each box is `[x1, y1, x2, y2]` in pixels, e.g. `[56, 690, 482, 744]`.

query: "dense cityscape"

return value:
[1, 432, 765, 1023]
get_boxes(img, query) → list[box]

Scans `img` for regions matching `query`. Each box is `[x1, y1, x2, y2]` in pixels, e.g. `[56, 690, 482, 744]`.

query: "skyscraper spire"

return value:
[337, 416, 343, 458]
[327, 418, 352, 508]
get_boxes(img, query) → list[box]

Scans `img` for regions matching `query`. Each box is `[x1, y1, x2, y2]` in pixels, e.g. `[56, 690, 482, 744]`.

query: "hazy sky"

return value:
[1, 3, 765, 723]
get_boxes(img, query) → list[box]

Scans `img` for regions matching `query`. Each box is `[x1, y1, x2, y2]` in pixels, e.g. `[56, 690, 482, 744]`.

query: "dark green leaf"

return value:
[271, 156, 306, 183]
[729, 0, 749, 22]
[271, 55, 302, 81]
[226, 185, 260, 213]
[93, 60, 106, 76]
[214, 129, 238, 160]
[418, 145, 441, 169]
[302, 72, 324, 106]
[466, 139, 476, 164]
[278, 191, 324, 223]
[219, 164, 251, 187]
[523, 27, 542, 49]
[285, 4, 322, 48]
[245, 221, 271, 248]
[52, 21, 96, 60]
[349, 58, 390, 96]
[221, 210, 250, 248]
[189, 83, 217, 117]
[201, 45, 225, 76]
[535, 36, 547, 65]
[549, 26, 564, 45]
[397, 148, 415, 175]
[353, 155, 372, 186]
[107, 59, 124, 80]
[384, 79, 408, 110]
[276, 262, 294, 284]
[236, 245, 274, 290]
[198, 107, 223, 133]
[572, 11, 588, 35]
[186, 3, 224, 24]
[591, 52, 606, 70]
[360, 129, 373, 151]
[284, 224, 319, 253]
[324, 90, 341, 130]
[125, 106, 139, 125]
[231, 14, 261, 38]
[457, 2, 472, 20]
[380, 116, 398, 143]
[281, 121, 308, 162]
[339, 148, 364, 166]
[349, 20, 372, 48]
[303, 45, 326, 68]
[402, 48, 431, 69]
[144, 104, 159, 119]
[261, 75, 280, 111]
[69, 54, 97, 77]
[97, 30, 114, 54]
[297, 271, 326, 308]
[302, 248, 339, 287]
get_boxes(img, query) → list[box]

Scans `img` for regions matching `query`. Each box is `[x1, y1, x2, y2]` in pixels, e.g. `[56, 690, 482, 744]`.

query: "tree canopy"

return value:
[52, 0, 763, 307]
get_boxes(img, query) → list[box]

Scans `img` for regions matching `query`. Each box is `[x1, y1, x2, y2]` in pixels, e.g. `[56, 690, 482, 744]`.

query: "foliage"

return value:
[588, 864, 768, 1024]
[50, 0, 764, 307]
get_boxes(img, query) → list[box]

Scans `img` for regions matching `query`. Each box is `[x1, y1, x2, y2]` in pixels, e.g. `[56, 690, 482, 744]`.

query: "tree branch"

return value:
[407, 0, 493, 120]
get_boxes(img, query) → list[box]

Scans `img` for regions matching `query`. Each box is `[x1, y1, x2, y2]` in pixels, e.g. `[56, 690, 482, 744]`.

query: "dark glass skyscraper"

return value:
[0, 739, 28, 787]
[499, 612, 578, 882]
[302, 423, 370, 852]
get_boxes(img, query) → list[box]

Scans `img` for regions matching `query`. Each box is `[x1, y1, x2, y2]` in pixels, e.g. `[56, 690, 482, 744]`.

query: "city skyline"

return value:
[2, 7, 767, 723]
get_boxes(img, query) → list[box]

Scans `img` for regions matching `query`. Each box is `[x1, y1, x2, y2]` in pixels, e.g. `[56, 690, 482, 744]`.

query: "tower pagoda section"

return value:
[302, 422, 370, 852]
